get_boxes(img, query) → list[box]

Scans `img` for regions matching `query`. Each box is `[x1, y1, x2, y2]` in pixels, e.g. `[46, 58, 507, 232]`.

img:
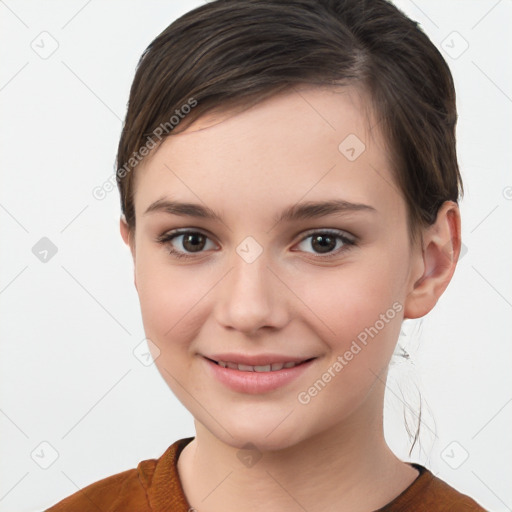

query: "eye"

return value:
[156, 229, 217, 259]
[156, 228, 356, 261]
[293, 229, 356, 258]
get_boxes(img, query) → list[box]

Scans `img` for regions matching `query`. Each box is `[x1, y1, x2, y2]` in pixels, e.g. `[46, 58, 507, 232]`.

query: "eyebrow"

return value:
[144, 198, 376, 223]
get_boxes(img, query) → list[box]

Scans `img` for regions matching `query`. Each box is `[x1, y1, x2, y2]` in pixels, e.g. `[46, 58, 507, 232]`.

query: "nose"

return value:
[214, 248, 290, 336]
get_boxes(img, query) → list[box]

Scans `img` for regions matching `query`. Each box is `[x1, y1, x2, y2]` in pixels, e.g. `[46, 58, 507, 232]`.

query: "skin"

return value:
[120, 84, 461, 512]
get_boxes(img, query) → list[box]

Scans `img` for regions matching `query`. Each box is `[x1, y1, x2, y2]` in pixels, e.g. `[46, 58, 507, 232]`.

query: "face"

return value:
[123, 85, 424, 451]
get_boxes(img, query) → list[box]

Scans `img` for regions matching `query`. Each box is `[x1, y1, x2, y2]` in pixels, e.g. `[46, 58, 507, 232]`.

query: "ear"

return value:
[120, 214, 137, 289]
[120, 214, 133, 252]
[403, 201, 461, 319]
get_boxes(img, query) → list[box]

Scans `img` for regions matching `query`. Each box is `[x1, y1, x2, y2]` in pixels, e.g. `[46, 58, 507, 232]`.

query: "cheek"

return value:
[292, 264, 405, 422]
[297, 254, 406, 342]
[134, 250, 211, 353]
[134, 258, 212, 402]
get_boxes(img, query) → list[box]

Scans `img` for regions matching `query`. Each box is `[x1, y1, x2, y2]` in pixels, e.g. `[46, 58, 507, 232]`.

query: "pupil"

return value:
[312, 234, 335, 254]
[183, 233, 205, 252]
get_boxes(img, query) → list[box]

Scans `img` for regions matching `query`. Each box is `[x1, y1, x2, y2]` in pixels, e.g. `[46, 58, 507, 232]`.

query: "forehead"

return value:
[133, 85, 400, 220]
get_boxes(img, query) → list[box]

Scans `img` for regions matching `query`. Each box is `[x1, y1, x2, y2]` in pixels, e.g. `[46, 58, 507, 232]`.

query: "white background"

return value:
[0, 1, 510, 511]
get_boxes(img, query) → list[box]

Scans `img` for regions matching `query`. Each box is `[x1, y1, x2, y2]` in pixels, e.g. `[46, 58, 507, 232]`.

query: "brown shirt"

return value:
[45, 437, 487, 511]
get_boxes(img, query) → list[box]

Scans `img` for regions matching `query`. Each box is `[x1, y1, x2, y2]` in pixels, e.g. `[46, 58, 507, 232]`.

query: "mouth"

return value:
[204, 356, 316, 373]
[203, 355, 318, 394]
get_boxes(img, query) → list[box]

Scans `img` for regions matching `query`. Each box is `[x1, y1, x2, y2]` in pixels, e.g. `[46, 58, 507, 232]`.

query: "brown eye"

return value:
[181, 232, 207, 252]
[310, 234, 337, 254]
[156, 230, 217, 259]
[294, 229, 356, 258]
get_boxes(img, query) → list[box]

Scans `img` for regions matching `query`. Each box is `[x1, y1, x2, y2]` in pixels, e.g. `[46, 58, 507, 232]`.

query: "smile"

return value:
[203, 356, 317, 394]
[209, 359, 312, 372]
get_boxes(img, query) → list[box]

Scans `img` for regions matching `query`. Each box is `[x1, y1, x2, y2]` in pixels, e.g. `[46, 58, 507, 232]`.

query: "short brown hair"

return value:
[116, 0, 462, 239]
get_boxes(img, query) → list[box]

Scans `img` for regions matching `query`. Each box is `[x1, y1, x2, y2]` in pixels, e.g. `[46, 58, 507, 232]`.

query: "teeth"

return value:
[215, 360, 300, 372]
[253, 365, 271, 372]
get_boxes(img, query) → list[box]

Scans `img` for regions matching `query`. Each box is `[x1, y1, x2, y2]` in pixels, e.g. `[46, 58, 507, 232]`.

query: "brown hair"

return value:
[116, 0, 462, 241]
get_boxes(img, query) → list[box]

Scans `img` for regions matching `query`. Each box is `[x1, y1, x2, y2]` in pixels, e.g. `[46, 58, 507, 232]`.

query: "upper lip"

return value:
[204, 353, 316, 366]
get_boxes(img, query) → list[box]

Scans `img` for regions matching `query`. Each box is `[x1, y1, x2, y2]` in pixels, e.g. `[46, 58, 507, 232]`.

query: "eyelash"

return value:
[156, 228, 356, 261]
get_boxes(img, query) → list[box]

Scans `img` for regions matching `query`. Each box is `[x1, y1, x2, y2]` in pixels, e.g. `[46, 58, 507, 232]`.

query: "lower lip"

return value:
[203, 357, 315, 394]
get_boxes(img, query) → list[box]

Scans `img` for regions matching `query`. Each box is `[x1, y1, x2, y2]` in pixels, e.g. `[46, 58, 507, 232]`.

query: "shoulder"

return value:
[379, 464, 487, 512]
[424, 472, 487, 511]
[44, 443, 179, 512]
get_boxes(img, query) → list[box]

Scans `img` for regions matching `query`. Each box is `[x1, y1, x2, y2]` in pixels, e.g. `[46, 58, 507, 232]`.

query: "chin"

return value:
[204, 417, 308, 453]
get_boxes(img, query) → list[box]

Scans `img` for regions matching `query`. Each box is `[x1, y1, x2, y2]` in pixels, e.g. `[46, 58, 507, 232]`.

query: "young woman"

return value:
[47, 0, 486, 510]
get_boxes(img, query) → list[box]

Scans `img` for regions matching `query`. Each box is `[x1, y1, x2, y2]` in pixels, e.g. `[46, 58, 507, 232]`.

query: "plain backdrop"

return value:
[0, 1, 511, 511]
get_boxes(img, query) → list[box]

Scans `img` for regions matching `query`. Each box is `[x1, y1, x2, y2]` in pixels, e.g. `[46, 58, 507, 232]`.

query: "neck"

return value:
[177, 386, 418, 512]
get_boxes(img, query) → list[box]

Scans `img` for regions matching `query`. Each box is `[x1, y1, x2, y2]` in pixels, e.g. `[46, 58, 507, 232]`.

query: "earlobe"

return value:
[403, 201, 461, 319]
